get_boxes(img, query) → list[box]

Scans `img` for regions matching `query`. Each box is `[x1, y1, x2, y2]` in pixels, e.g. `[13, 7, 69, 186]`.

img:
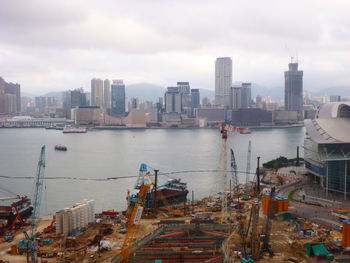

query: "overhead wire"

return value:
[0, 169, 257, 181]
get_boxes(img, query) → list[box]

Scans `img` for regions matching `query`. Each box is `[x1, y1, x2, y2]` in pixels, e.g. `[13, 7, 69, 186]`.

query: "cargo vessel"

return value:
[129, 164, 188, 208]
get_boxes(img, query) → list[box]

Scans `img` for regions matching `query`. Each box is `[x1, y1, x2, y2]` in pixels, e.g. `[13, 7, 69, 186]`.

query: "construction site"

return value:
[1, 124, 350, 263]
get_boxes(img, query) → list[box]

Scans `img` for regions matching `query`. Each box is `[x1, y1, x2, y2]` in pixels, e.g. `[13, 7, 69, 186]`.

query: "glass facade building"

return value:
[304, 102, 350, 198]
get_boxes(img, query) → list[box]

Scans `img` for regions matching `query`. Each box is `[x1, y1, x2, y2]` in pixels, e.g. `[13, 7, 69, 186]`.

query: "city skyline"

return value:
[1, 1, 350, 94]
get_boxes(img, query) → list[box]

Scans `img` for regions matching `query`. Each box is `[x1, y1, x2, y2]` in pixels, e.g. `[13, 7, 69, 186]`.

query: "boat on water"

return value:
[0, 196, 33, 228]
[240, 128, 252, 134]
[129, 163, 188, 208]
[55, 145, 67, 151]
[62, 127, 87, 133]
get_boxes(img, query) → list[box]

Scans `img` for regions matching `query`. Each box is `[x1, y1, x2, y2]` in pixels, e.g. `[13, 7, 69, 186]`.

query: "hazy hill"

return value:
[126, 83, 215, 101]
[313, 86, 350, 97]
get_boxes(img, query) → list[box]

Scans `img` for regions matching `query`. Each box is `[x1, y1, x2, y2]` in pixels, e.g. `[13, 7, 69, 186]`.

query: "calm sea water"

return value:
[0, 127, 305, 214]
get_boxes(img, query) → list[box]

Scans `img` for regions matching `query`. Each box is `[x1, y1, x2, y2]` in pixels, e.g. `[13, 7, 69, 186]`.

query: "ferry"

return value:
[62, 127, 87, 133]
[55, 145, 67, 151]
[240, 128, 252, 134]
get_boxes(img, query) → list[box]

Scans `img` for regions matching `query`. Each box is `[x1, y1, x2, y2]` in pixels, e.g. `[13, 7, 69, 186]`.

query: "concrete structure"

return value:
[0, 116, 71, 127]
[230, 108, 273, 126]
[284, 62, 303, 115]
[91, 78, 104, 107]
[103, 79, 111, 109]
[304, 102, 350, 198]
[71, 106, 106, 125]
[272, 110, 298, 125]
[165, 87, 182, 114]
[111, 80, 126, 116]
[196, 108, 225, 125]
[56, 200, 95, 235]
[215, 57, 232, 108]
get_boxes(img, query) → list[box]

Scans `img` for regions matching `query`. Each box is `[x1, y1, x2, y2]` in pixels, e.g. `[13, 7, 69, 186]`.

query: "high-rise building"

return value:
[35, 96, 48, 112]
[191, 89, 200, 109]
[131, 97, 138, 109]
[63, 89, 87, 118]
[231, 86, 241, 110]
[330, 95, 341, 102]
[202, 97, 211, 108]
[177, 82, 191, 108]
[165, 87, 182, 113]
[91, 78, 104, 107]
[284, 62, 303, 113]
[103, 79, 111, 109]
[241, 83, 252, 109]
[0, 77, 21, 114]
[215, 57, 232, 108]
[111, 80, 126, 116]
[231, 83, 252, 109]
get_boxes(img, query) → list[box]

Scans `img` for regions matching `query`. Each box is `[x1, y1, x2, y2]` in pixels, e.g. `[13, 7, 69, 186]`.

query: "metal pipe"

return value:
[256, 157, 261, 195]
[154, 170, 159, 215]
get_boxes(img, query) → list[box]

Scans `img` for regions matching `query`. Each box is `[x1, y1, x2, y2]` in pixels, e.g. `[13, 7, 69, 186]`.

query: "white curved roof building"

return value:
[304, 102, 350, 198]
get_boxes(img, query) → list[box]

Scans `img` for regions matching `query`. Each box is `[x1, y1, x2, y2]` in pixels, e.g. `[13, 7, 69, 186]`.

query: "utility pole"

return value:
[256, 157, 261, 195]
[192, 191, 194, 214]
[153, 169, 159, 215]
[296, 146, 300, 166]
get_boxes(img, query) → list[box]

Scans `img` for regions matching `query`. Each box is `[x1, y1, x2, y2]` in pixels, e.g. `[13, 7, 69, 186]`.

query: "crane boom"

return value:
[246, 140, 252, 191]
[23, 145, 46, 263]
[118, 184, 151, 263]
[30, 145, 46, 238]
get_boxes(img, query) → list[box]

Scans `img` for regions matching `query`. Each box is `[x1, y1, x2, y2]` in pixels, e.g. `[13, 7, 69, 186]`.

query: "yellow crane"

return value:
[118, 183, 151, 263]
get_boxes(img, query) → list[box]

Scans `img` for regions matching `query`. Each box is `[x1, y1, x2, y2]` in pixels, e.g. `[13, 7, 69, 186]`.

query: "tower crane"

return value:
[218, 124, 250, 223]
[23, 145, 46, 263]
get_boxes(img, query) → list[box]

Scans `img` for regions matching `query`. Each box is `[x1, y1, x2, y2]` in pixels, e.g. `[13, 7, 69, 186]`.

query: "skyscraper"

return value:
[284, 62, 303, 113]
[191, 89, 200, 109]
[177, 82, 191, 107]
[241, 83, 252, 109]
[231, 86, 242, 110]
[103, 79, 111, 109]
[111, 80, 126, 116]
[165, 87, 182, 113]
[215, 57, 232, 108]
[63, 88, 87, 118]
[91, 78, 103, 107]
[0, 77, 21, 114]
[231, 83, 252, 109]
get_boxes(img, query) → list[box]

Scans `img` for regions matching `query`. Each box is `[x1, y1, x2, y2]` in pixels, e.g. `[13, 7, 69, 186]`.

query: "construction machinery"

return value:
[261, 187, 275, 257]
[218, 124, 250, 223]
[118, 183, 151, 263]
[23, 145, 46, 263]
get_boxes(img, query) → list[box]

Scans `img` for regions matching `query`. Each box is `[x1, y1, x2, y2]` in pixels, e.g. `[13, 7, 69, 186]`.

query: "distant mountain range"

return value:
[21, 83, 350, 102]
[125, 83, 215, 101]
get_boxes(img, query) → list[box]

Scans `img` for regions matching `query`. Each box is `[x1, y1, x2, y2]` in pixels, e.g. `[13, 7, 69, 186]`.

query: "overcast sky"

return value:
[1, 0, 350, 94]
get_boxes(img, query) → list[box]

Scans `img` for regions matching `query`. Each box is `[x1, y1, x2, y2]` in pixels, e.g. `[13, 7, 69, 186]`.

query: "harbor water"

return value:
[0, 127, 305, 214]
